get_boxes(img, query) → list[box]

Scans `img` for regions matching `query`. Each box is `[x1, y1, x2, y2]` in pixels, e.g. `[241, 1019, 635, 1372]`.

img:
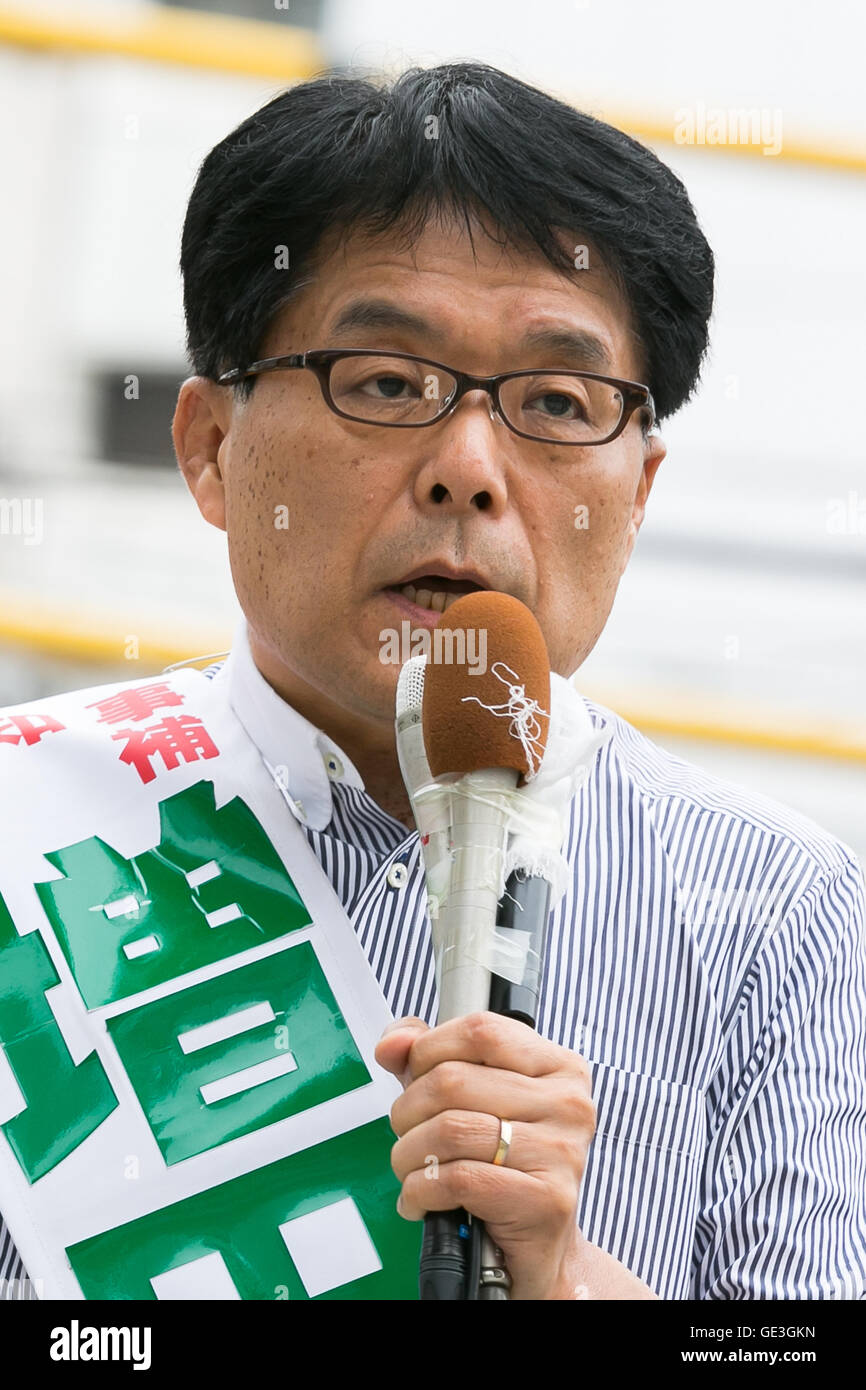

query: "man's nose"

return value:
[412, 389, 510, 515]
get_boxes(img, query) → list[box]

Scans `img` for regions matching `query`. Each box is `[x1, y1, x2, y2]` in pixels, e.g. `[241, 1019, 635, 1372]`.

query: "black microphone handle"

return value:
[488, 871, 552, 1028]
[418, 871, 552, 1299]
[419, 1209, 471, 1299]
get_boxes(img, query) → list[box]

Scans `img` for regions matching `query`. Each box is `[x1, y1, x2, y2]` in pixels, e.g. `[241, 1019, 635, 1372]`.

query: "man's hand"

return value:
[375, 1011, 595, 1300]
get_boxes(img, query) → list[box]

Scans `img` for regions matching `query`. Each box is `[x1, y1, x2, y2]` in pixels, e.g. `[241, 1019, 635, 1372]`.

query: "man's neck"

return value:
[248, 628, 416, 832]
[347, 749, 417, 832]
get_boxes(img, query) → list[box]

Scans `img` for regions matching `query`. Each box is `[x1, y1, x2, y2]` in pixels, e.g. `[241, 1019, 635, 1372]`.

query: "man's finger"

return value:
[390, 1064, 591, 1136]
[389, 1111, 564, 1184]
[374, 1016, 430, 1080]
[397, 1160, 570, 1227]
[402, 1010, 588, 1083]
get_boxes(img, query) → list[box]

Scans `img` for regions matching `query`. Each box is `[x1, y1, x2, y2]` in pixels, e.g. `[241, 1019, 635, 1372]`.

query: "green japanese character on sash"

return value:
[37, 782, 312, 1008]
[68, 1119, 420, 1300]
[108, 943, 370, 1164]
[0, 891, 117, 1182]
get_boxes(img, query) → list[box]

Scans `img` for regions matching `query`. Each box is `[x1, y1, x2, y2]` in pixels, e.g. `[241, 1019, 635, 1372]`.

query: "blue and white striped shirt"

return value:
[2, 638, 865, 1300]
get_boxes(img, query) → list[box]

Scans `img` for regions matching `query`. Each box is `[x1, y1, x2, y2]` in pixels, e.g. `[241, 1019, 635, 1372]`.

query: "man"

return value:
[1, 62, 864, 1301]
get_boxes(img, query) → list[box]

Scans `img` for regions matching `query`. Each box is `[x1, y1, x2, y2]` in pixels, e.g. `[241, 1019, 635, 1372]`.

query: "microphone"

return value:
[397, 592, 553, 1299]
[421, 592, 552, 1023]
[396, 656, 475, 1298]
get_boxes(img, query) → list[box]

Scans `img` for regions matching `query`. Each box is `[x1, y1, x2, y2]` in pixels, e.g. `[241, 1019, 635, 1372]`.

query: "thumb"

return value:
[374, 1016, 429, 1085]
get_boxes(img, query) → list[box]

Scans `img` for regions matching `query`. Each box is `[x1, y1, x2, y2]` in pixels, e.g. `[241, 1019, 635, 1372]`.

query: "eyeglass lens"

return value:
[327, 355, 626, 443]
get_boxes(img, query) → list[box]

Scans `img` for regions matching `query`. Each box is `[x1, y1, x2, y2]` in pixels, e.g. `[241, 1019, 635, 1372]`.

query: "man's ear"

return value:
[172, 377, 231, 532]
[620, 430, 666, 574]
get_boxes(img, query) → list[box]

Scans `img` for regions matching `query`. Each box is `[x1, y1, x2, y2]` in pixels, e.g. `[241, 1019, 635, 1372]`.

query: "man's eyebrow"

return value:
[519, 325, 613, 373]
[329, 299, 431, 339]
[327, 298, 615, 372]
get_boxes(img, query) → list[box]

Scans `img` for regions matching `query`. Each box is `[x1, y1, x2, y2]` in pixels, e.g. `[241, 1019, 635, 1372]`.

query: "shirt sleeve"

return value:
[691, 853, 866, 1299]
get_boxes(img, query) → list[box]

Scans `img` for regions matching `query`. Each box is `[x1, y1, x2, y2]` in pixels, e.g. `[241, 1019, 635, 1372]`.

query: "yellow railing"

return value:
[0, 595, 225, 671]
[0, 1, 323, 82]
[588, 106, 866, 177]
[1, 595, 864, 765]
[0, 3, 864, 174]
[599, 700, 866, 767]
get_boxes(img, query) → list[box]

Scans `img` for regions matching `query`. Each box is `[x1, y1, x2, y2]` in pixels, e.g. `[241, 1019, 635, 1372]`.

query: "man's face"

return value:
[175, 213, 665, 728]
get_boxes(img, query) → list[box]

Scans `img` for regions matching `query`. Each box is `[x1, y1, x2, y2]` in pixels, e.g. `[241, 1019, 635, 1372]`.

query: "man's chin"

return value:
[322, 649, 403, 728]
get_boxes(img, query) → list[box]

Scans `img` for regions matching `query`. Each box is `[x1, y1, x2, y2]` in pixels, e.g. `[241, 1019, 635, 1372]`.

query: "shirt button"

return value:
[387, 861, 409, 890]
[323, 752, 344, 781]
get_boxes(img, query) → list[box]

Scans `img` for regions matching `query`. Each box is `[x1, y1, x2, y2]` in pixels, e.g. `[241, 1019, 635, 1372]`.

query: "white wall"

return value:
[323, 0, 866, 144]
[0, 29, 301, 468]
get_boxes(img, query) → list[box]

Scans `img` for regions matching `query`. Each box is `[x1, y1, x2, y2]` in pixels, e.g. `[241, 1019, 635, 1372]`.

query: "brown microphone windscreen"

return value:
[422, 591, 551, 782]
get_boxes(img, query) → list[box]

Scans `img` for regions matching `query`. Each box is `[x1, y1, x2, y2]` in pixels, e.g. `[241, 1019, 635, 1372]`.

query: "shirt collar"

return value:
[222, 616, 366, 831]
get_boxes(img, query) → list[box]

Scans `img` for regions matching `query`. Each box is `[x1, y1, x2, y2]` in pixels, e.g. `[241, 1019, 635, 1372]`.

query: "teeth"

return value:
[398, 583, 464, 612]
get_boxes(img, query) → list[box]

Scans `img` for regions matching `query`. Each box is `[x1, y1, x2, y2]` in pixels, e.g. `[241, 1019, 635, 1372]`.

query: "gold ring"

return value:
[492, 1118, 512, 1166]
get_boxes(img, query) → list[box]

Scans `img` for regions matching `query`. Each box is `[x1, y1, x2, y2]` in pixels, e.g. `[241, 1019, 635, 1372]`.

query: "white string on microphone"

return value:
[460, 661, 549, 779]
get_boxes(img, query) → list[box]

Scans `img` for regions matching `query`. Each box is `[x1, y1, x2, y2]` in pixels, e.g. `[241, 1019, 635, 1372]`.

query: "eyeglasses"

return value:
[217, 348, 656, 446]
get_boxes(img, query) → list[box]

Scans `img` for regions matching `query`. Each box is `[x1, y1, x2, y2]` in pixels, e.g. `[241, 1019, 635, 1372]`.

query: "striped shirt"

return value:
[2, 633, 865, 1300]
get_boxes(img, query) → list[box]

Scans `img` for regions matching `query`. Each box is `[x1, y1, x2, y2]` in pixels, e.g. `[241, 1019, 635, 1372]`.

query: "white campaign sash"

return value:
[0, 665, 420, 1300]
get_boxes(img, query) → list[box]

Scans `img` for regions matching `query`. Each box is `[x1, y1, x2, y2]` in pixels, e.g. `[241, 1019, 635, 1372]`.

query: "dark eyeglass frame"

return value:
[217, 347, 657, 446]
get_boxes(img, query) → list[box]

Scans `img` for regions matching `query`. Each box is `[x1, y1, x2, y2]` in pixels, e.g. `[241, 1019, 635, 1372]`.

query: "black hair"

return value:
[180, 61, 714, 421]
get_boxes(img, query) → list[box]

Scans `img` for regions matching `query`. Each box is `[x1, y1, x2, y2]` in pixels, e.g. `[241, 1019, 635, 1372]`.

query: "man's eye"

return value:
[528, 391, 586, 418]
[361, 374, 416, 399]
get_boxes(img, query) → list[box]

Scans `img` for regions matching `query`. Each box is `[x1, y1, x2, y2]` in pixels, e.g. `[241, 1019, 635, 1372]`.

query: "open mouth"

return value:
[384, 575, 487, 614]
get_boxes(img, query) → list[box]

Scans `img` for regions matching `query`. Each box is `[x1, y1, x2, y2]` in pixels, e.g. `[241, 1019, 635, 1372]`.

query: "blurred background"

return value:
[0, 0, 863, 865]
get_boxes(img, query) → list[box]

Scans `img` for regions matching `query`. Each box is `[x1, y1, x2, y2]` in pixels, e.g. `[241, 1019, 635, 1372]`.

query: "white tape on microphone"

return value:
[415, 672, 612, 914]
